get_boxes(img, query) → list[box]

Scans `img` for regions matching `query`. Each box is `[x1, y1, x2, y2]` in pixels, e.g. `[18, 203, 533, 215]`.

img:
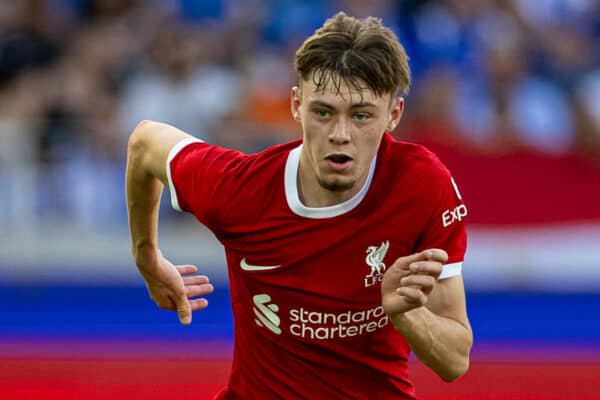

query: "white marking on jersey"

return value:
[253, 294, 281, 335]
[241, 258, 281, 271]
[451, 177, 462, 200]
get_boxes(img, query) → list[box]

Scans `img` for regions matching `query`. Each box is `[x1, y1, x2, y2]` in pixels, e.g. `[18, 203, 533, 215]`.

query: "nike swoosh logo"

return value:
[240, 258, 281, 271]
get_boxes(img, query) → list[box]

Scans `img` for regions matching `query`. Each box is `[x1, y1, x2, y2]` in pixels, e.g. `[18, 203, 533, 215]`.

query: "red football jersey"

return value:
[167, 133, 467, 399]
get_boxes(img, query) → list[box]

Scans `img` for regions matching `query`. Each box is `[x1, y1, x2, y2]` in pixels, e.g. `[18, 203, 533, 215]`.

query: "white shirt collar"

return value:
[284, 144, 376, 219]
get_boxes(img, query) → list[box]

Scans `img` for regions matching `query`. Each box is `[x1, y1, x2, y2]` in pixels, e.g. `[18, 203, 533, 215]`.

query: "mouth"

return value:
[323, 152, 353, 171]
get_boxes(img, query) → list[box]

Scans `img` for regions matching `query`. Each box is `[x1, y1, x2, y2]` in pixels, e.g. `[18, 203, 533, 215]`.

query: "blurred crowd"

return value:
[0, 0, 599, 229]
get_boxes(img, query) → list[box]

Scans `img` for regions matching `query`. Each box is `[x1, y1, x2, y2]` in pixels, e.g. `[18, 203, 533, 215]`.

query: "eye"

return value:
[314, 109, 332, 119]
[353, 113, 370, 121]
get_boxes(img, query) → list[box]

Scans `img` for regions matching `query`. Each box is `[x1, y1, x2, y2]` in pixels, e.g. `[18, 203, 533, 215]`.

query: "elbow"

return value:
[438, 325, 473, 382]
[438, 357, 470, 382]
[127, 120, 159, 176]
[130, 119, 159, 140]
[128, 120, 157, 156]
[133, 119, 155, 133]
[437, 334, 473, 382]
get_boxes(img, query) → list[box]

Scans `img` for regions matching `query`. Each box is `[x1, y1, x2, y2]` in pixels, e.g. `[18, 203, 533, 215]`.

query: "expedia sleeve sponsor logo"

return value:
[442, 177, 467, 228]
[442, 204, 467, 228]
[289, 306, 388, 340]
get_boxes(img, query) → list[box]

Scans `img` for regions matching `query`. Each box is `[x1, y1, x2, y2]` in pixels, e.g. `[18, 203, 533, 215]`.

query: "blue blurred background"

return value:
[0, 1, 600, 397]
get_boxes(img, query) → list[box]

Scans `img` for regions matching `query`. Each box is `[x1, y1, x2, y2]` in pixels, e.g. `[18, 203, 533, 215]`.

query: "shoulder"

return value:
[245, 140, 302, 169]
[380, 133, 452, 185]
[212, 140, 301, 185]
[173, 138, 300, 175]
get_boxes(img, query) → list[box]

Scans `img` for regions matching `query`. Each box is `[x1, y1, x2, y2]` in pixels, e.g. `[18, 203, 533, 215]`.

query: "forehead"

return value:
[300, 76, 389, 108]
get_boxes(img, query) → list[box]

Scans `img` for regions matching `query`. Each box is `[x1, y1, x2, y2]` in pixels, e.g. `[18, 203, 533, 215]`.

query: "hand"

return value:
[381, 249, 447, 317]
[138, 251, 214, 325]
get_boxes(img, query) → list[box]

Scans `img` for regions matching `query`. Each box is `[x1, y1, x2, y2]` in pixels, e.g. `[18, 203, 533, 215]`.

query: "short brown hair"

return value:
[295, 12, 411, 97]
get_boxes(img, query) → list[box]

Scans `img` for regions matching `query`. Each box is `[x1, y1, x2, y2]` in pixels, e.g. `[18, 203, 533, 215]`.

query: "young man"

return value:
[126, 12, 472, 400]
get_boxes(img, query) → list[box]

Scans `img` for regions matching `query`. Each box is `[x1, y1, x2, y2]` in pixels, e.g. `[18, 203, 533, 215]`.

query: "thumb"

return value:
[175, 295, 192, 325]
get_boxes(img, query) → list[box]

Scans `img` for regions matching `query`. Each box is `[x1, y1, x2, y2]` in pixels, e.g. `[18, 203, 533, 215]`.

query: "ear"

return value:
[386, 97, 404, 132]
[291, 86, 301, 122]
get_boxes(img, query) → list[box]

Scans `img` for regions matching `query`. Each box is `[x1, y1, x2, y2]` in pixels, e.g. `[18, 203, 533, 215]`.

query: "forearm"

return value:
[125, 128, 164, 269]
[392, 307, 472, 381]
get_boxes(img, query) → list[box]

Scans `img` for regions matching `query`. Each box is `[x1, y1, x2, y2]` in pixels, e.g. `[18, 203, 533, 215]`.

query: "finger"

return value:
[189, 298, 209, 311]
[396, 286, 426, 305]
[392, 249, 448, 271]
[422, 249, 448, 264]
[183, 275, 210, 286]
[176, 265, 199, 276]
[185, 283, 214, 298]
[407, 260, 443, 278]
[175, 294, 192, 325]
[400, 274, 436, 291]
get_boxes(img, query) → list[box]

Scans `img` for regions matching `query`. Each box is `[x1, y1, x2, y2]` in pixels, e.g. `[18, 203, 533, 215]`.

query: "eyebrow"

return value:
[308, 100, 378, 109]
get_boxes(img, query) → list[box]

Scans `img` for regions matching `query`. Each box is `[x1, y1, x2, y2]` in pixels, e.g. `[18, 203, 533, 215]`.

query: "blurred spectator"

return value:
[119, 21, 242, 141]
[215, 47, 298, 153]
[0, 1, 61, 86]
[0, 0, 599, 230]
[575, 69, 600, 157]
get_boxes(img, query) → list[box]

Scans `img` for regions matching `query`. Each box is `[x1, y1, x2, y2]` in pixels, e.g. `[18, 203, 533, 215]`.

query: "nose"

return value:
[328, 117, 351, 145]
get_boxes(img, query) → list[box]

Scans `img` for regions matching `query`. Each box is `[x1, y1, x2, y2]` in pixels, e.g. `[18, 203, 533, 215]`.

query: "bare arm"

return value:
[125, 120, 213, 324]
[126, 120, 193, 255]
[381, 250, 473, 381]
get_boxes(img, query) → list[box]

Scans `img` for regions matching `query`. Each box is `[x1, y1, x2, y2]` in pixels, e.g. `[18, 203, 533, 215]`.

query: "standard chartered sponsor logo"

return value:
[253, 293, 388, 339]
[253, 294, 281, 335]
[289, 306, 388, 340]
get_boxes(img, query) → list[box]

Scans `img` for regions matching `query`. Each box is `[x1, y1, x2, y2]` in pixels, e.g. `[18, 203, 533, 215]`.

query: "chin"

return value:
[317, 176, 356, 192]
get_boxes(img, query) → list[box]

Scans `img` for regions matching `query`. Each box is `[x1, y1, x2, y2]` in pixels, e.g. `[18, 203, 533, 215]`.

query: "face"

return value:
[291, 76, 404, 201]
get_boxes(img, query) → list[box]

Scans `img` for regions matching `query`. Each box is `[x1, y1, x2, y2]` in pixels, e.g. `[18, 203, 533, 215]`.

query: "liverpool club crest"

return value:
[364, 240, 389, 287]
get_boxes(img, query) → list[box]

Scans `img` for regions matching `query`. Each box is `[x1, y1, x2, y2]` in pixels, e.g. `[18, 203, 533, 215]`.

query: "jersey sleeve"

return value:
[415, 171, 468, 280]
[166, 138, 246, 230]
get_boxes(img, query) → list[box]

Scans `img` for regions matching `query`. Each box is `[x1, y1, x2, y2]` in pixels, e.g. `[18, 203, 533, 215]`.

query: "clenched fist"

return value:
[381, 249, 448, 317]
